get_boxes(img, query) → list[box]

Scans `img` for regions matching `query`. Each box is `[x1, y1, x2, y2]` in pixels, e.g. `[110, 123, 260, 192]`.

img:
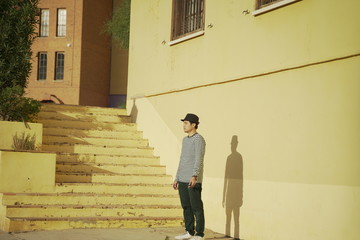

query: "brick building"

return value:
[26, 0, 113, 107]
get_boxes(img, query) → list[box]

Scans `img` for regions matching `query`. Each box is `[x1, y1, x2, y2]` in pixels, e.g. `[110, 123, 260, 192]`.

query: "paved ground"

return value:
[0, 227, 232, 240]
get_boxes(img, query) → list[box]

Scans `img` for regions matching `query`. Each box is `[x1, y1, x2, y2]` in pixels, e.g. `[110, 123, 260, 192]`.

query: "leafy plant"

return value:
[0, 85, 41, 123]
[104, 0, 131, 49]
[12, 132, 38, 151]
[0, 0, 41, 125]
[0, 0, 39, 89]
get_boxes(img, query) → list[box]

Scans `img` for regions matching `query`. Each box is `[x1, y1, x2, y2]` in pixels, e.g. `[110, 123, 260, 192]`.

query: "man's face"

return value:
[183, 120, 195, 133]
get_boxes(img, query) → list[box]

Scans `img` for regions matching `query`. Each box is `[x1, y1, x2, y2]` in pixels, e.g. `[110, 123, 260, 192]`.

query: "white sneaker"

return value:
[189, 236, 204, 240]
[175, 231, 193, 240]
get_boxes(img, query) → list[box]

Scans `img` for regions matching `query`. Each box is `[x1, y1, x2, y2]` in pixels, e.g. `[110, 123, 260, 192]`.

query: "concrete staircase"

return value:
[1, 104, 182, 232]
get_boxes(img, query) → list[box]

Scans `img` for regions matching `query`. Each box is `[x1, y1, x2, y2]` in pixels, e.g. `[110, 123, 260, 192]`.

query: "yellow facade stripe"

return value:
[140, 52, 360, 99]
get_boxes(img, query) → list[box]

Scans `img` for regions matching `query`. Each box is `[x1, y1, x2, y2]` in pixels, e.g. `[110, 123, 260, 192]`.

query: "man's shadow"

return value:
[222, 135, 243, 240]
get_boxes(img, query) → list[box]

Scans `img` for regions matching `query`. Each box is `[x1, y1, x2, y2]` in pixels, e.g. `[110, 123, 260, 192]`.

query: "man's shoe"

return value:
[189, 236, 204, 240]
[175, 231, 193, 240]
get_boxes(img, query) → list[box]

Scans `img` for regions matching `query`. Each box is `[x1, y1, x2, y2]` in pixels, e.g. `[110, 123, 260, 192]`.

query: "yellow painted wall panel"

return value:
[0, 121, 43, 151]
[0, 151, 56, 193]
[128, 0, 360, 97]
[127, 0, 360, 239]
[128, 57, 360, 239]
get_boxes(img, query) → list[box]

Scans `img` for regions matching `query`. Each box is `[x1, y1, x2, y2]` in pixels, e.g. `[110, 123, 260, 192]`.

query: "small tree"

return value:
[0, 0, 41, 124]
[0, 0, 39, 89]
[104, 0, 131, 49]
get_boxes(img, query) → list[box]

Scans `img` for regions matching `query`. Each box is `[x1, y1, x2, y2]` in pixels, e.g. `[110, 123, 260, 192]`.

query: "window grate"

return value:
[172, 0, 205, 40]
[257, 0, 283, 9]
[37, 52, 47, 80]
[57, 9, 66, 37]
[55, 52, 65, 80]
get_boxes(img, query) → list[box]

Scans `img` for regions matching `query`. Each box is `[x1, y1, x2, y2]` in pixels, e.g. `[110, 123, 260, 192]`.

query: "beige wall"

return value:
[26, 0, 113, 107]
[127, 0, 360, 239]
[26, 0, 83, 105]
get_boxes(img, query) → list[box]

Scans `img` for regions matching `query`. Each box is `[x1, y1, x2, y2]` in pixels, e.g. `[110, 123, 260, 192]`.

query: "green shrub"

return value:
[0, 0, 41, 125]
[104, 0, 131, 49]
[0, 0, 39, 89]
[0, 86, 41, 123]
[12, 132, 38, 151]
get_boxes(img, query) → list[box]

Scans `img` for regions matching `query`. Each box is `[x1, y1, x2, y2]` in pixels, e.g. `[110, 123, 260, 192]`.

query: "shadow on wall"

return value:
[223, 135, 243, 240]
[130, 98, 138, 123]
[40, 94, 65, 104]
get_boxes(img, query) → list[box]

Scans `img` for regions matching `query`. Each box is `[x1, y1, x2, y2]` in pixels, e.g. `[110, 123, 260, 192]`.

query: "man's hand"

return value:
[172, 181, 179, 190]
[188, 176, 197, 188]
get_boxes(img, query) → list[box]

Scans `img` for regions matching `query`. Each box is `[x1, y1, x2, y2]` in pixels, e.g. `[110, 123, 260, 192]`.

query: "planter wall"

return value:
[0, 121, 43, 150]
[0, 150, 56, 193]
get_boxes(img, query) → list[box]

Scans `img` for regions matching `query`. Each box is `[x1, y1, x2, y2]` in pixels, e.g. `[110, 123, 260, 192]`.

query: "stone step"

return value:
[38, 111, 131, 123]
[43, 127, 143, 139]
[2, 193, 180, 206]
[55, 183, 175, 195]
[6, 204, 182, 218]
[38, 119, 137, 131]
[42, 144, 154, 156]
[55, 162, 166, 175]
[55, 153, 160, 165]
[56, 172, 172, 184]
[43, 135, 149, 148]
[8, 217, 183, 232]
[41, 104, 128, 116]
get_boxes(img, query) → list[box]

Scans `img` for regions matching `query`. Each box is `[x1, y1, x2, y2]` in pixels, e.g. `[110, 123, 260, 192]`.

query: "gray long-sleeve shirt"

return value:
[175, 133, 206, 183]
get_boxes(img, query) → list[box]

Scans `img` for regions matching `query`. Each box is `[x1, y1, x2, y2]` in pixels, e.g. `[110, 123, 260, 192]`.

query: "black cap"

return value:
[181, 113, 199, 124]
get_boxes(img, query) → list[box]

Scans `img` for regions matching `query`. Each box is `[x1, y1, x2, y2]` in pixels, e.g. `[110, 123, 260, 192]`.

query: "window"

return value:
[254, 0, 302, 15]
[55, 52, 65, 80]
[171, 0, 205, 40]
[57, 9, 66, 37]
[39, 9, 49, 37]
[37, 52, 47, 80]
[256, 0, 283, 9]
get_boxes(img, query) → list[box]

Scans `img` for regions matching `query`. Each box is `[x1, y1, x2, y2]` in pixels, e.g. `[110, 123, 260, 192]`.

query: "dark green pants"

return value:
[178, 182, 205, 237]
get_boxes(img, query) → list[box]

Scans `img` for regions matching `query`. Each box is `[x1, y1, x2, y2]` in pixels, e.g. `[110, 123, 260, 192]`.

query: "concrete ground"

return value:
[0, 227, 232, 240]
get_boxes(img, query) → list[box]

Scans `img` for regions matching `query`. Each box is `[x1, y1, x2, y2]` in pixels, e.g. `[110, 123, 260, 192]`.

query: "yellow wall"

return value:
[0, 194, 9, 233]
[127, 0, 360, 239]
[0, 121, 43, 151]
[0, 151, 56, 193]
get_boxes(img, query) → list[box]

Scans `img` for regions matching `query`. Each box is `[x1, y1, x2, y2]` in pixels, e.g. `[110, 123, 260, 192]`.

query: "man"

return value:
[173, 113, 206, 240]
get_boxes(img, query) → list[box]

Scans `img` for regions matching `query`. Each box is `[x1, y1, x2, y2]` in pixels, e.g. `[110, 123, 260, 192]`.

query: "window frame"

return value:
[37, 52, 47, 81]
[253, 0, 302, 16]
[171, 0, 205, 42]
[39, 9, 49, 37]
[56, 8, 67, 37]
[54, 52, 65, 80]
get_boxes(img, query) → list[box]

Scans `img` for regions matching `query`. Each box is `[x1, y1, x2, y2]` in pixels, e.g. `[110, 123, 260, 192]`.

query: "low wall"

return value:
[0, 121, 43, 151]
[0, 150, 56, 193]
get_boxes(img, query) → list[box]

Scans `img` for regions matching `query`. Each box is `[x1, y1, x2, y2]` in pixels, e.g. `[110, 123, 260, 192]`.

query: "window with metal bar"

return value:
[37, 52, 47, 80]
[57, 9, 66, 37]
[55, 52, 65, 80]
[39, 9, 49, 37]
[172, 0, 205, 40]
[256, 0, 284, 9]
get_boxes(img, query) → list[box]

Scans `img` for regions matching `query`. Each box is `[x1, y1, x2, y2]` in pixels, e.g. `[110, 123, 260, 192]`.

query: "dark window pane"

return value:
[55, 52, 65, 80]
[37, 53, 47, 80]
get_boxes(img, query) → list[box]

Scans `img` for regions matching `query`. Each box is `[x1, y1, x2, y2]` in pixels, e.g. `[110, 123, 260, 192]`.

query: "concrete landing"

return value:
[0, 227, 232, 240]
